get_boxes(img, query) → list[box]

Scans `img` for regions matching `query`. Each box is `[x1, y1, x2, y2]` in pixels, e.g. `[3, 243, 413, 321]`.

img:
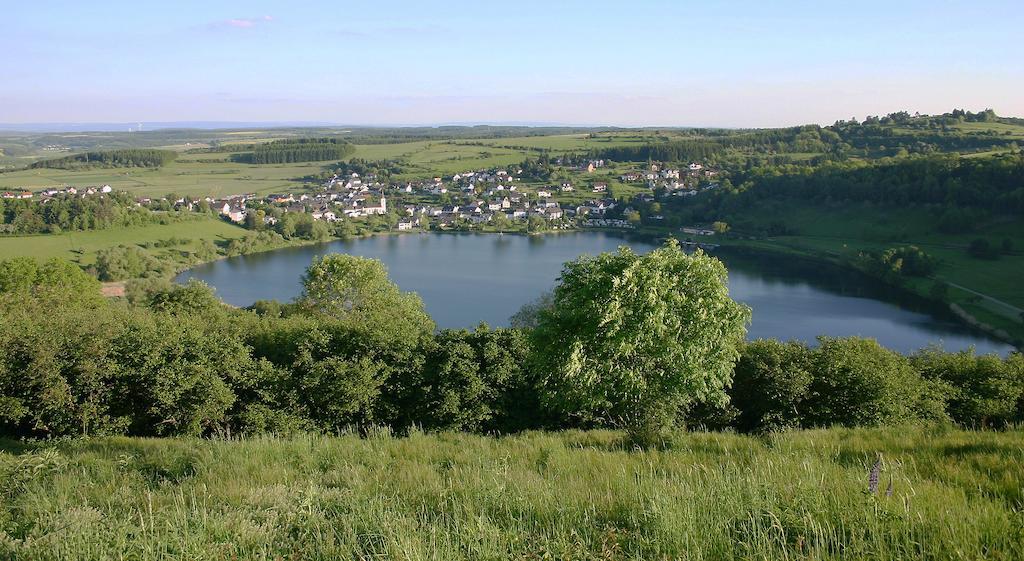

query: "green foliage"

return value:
[94, 245, 173, 281]
[110, 313, 240, 436]
[968, 238, 1001, 259]
[730, 340, 813, 432]
[231, 138, 355, 164]
[299, 254, 434, 343]
[407, 327, 535, 433]
[912, 347, 1024, 427]
[1, 191, 158, 234]
[719, 153, 1024, 214]
[224, 230, 287, 256]
[0, 257, 100, 302]
[0, 249, 1020, 441]
[856, 245, 937, 280]
[531, 240, 750, 439]
[273, 212, 331, 241]
[803, 337, 942, 427]
[28, 149, 177, 169]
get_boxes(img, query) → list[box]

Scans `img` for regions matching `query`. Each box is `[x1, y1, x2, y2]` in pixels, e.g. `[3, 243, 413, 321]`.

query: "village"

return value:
[211, 159, 723, 233]
[2, 159, 723, 236]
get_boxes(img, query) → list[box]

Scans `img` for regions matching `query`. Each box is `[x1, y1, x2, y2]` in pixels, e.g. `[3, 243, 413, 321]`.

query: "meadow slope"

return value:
[1, 427, 1021, 560]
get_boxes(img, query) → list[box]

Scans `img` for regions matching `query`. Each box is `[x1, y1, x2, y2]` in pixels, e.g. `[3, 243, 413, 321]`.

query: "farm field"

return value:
[1, 426, 1020, 560]
[0, 157, 327, 199]
[0, 138, 589, 197]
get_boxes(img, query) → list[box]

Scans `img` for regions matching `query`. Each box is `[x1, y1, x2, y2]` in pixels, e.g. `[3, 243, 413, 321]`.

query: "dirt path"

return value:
[100, 281, 125, 298]
[942, 280, 1023, 318]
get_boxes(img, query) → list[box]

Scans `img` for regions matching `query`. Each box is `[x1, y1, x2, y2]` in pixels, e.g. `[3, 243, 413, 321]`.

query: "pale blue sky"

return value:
[2, 0, 1022, 126]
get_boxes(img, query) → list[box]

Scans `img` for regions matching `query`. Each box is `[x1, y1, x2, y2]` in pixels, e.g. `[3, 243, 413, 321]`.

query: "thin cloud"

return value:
[209, 15, 274, 30]
[335, 23, 449, 38]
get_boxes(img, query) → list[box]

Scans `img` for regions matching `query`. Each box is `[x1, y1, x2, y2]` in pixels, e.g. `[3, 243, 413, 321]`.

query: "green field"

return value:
[0, 141, 556, 197]
[0, 217, 248, 266]
[0, 157, 328, 199]
[1, 426, 1020, 560]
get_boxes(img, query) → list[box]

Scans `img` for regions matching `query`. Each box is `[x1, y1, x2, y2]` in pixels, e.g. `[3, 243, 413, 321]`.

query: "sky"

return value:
[2, 0, 1022, 127]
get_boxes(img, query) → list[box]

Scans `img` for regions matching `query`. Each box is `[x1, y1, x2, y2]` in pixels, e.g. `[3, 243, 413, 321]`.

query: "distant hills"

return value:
[0, 121, 344, 133]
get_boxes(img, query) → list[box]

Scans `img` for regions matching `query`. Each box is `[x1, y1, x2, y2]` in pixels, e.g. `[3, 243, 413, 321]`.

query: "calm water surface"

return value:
[176, 232, 1013, 354]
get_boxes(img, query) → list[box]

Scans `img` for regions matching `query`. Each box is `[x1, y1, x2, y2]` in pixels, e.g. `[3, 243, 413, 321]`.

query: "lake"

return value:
[176, 232, 1014, 354]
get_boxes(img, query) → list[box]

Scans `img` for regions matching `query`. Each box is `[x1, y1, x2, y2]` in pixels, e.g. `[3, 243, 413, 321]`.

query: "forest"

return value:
[727, 152, 1024, 212]
[586, 111, 1021, 167]
[26, 149, 177, 169]
[231, 138, 356, 164]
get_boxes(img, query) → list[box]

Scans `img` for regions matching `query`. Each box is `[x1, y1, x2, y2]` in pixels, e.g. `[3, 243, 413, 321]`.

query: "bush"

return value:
[968, 238, 1000, 259]
[912, 347, 1023, 427]
[729, 340, 813, 432]
[95, 246, 172, 281]
[803, 337, 941, 427]
[404, 327, 535, 433]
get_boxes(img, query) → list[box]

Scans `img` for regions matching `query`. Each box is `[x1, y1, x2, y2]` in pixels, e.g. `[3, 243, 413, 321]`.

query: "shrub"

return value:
[912, 347, 1023, 427]
[803, 337, 940, 427]
[730, 340, 813, 432]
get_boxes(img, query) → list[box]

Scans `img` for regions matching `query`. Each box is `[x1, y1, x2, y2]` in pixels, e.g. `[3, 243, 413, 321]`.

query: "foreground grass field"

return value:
[1, 427, 1020, 560]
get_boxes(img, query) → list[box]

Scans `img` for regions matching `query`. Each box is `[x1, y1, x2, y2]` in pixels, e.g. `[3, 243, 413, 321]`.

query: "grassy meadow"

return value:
[0, 426, 1020, 560]
[0, 217, 248, 267]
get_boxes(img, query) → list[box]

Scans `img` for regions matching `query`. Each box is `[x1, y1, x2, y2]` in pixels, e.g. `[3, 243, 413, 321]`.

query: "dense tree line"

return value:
[728, 153, 1024, 213]
[0, 192, 162, 234]
[28, 149, 177, 169]
[693, 337, 1022, 432]
[585, 126, 847, 164]
[2, 246, 1020, 445]
[579, 110, 1019, 168]
[231, 138, 356, 164]
[669, 153, 1024, 227]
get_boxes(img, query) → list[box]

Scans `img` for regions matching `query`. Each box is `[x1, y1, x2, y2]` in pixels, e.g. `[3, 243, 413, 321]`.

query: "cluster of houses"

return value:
[550, 158, 606, 173]
[0, 190, 33, 200]
[619, 163, 720, 197]
[205, 168, 633, 231]
[2, 184, 115, 201]
[206, 159, 720, 231]
[267, 177, 388, 222]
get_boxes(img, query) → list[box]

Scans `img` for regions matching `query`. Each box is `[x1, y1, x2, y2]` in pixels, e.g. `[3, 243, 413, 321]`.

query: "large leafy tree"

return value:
[531, 240, 750, 439]
[299, 254, 433, 339]
[295, 254, 434, 426]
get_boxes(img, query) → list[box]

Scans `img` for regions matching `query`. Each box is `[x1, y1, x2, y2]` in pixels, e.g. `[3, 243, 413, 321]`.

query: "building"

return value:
[681, 226, 715, 236]
[1, 191, 32, 199]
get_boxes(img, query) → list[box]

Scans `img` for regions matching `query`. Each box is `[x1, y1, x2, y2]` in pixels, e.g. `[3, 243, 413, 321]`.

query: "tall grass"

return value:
[1, 426, 1021, 560]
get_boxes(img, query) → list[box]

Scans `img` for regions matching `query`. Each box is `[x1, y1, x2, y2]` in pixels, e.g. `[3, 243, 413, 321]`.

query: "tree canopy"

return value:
[531, 240, 750, 440]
